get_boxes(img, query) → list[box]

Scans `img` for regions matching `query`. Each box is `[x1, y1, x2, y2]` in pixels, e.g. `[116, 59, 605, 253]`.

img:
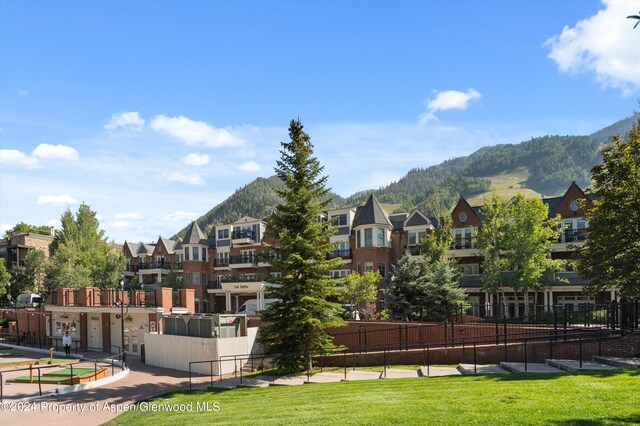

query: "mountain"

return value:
[173, 176, 347, 239]
[173, 116, 635, 238]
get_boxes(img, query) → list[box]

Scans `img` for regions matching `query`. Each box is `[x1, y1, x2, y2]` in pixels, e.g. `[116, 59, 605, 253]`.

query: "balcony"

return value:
[136, 261, 183, 271]
[327, 249, 352, 259]
[229, 254, 257, 267]
[558, 228, 586, 243]
[50, 288, 158, 308]
[211, 274, 272, 285]
[407, 245, 421, 256]
[450, 236, 475, 250]
[214, 258, 230, 268]
[231, 229, 256, 245]
[257, 251, 282, 263]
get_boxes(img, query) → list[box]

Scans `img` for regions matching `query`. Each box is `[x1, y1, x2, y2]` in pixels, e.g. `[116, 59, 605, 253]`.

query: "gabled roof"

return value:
[124, 241, 140, 257]
[233, 216, 261, 225]
[159, 237, 177, 254]
[182, 221, 208, 245]
[404, 210, 431, 228]
[352, 195, 392, 228]
[389, 213, 408, 232]
[138, 243, 155, 255]
[174, 238, 183, 250]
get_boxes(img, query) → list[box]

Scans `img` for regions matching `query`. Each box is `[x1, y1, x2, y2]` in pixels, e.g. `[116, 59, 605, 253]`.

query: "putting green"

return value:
[44, 368, 97, 376]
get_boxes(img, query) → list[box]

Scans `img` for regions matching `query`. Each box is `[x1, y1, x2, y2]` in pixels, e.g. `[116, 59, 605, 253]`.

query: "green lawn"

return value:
[107, 369, 640, 425]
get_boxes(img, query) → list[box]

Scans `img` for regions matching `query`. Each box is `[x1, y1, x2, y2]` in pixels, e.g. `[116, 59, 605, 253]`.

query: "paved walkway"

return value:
[2, 357, 212, 426]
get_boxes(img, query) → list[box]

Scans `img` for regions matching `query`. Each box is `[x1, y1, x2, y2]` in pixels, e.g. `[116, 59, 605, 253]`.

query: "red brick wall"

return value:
[317, 332, 640, 367]
[554, 183, 592, 218]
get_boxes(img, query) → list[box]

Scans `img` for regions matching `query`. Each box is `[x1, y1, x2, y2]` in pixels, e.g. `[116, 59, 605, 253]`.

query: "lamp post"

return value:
[120, 276, 126, 365]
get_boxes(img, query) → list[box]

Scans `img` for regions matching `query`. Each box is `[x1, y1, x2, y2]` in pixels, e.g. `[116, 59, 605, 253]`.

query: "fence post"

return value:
[405, 324, 409, 351]
[549, 335, 553, 360]
[358, 327, 362, 354]
[364, 328, 368, 353]
[444, 322, 448, 348]
[398, 325, 402, 351]
[524, 340, 528, 372]
[38, 368, 42, 396]
[579, 335, 583, 369]
[495, 320, 499, 346]
[451, 321, 455, 348]
[473, 342, 477, 374]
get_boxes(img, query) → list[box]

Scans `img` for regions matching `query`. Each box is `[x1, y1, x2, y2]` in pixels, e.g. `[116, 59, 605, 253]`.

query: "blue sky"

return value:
[1, 0, 639, 243]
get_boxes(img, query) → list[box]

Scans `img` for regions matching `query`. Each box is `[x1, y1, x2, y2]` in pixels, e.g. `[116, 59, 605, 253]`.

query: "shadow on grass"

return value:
[475, 368, 640, 382]
[551, 414, 640, 425]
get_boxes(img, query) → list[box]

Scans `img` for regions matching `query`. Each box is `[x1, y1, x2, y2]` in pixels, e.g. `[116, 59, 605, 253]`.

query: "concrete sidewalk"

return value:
[1, 357, 212, 426]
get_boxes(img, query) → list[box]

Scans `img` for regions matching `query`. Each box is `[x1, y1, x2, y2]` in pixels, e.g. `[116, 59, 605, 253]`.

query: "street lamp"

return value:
[119, 276, 126, 365]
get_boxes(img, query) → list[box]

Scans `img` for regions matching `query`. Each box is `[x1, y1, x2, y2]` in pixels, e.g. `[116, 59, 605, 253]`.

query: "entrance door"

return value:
[89, 316, 102, 350]
[123, 327, 140, 356]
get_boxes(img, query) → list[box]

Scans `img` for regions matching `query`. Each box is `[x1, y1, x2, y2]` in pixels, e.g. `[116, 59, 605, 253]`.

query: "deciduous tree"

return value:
[578, 116, 640, 297]
[340, 271, 380, 318]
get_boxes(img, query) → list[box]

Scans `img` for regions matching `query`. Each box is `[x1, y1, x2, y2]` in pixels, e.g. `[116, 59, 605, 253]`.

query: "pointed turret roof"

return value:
[352, 195, 392, 228]
[182, 221, 208, 245]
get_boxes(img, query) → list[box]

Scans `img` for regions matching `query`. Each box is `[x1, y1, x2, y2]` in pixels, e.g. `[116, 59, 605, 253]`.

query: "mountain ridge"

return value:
[172, 115, 635, 240]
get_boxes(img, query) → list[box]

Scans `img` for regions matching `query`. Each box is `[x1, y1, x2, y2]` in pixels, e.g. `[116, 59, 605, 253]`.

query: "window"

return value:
[203, 273, 207, 284]
[192, 247, 199, 261]
[364, 262, 374, 272]
[452, 228, 475, 249]
[377, 228, 385, 246]
[331, 214, 347, 226]
[201, 247, 207, 262]
[569, 200, 578, 212]
[216, 252, 229, 265]
[356, 230, 361, 248]
[240, 249, 255, 263]
[217, 228, 229, 239]
[329, 270, 350, 279]
[185, 272, 190, 284]
[378, 262, 386, 278]
[364, 228, 373, 247]
[184, 250, 189, 261]
[408, 231, 425, 246]
[270, 272, 282, 278]
[459, 212, 467, 223]
[460, 263, 480, 275]
[193, 272, 200, 285]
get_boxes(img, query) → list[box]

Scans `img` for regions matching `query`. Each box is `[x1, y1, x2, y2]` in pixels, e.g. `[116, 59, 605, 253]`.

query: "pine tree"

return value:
[259, 119, 345, 371]
[578, 116, 640, 297]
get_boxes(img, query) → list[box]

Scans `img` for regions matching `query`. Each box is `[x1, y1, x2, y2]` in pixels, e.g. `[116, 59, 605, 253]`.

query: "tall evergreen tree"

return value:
[259, 119, 345, 371]
[578, 116, 640, 297]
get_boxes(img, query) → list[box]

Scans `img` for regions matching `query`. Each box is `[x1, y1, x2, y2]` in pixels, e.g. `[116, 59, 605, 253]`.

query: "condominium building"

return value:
[122, 182, 613, 317]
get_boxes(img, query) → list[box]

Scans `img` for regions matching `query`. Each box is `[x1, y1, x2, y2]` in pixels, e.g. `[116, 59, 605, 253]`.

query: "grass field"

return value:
[107, 369, 640, 425]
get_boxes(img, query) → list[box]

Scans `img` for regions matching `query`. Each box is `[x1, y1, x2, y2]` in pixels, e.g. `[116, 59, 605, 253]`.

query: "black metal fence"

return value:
[333, 301, 639, 354]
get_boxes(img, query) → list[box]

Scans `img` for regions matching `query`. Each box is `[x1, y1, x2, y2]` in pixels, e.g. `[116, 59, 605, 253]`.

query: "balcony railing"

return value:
[558, 228, 586, 243]
[214, 258, 230, 267]
[231, 229, 256, 240]
[407, 245, 421, 256]
[211, 274, 275, 285]
[229, 255, 257, 265]
[450, 236, 475, 250]
[257, 252, 282, 262]
[328, 249, 352, 259]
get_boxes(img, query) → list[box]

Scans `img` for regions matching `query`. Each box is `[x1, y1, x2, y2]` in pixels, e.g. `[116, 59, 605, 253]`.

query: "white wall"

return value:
[144, 327, 260, 376]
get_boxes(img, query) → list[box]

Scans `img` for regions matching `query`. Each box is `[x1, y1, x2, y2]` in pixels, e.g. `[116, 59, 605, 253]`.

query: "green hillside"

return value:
[173, 116, 635, 237]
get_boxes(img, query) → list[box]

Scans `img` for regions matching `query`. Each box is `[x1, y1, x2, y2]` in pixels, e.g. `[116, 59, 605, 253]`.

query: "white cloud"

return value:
[163, 211, 198, 221]
[166, 171, 205, 185]
[150, 115, 245, 148]
[238, 161, 260, 172]
[545, 0, 640, 94]
[17, 89, 28, 96]
[0, 224, 12, 234]
[46, 219, 61, 228]
[114, 212, 144, 220]
[109, 221, 135, 229]
[37, 195, 79, 206]
[104, 111, 145, 132]
[0, 149, 39, 168]
[182, 153, 210, 166]
[419, 88, 482, 123]
[32, 144, 79, 161]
